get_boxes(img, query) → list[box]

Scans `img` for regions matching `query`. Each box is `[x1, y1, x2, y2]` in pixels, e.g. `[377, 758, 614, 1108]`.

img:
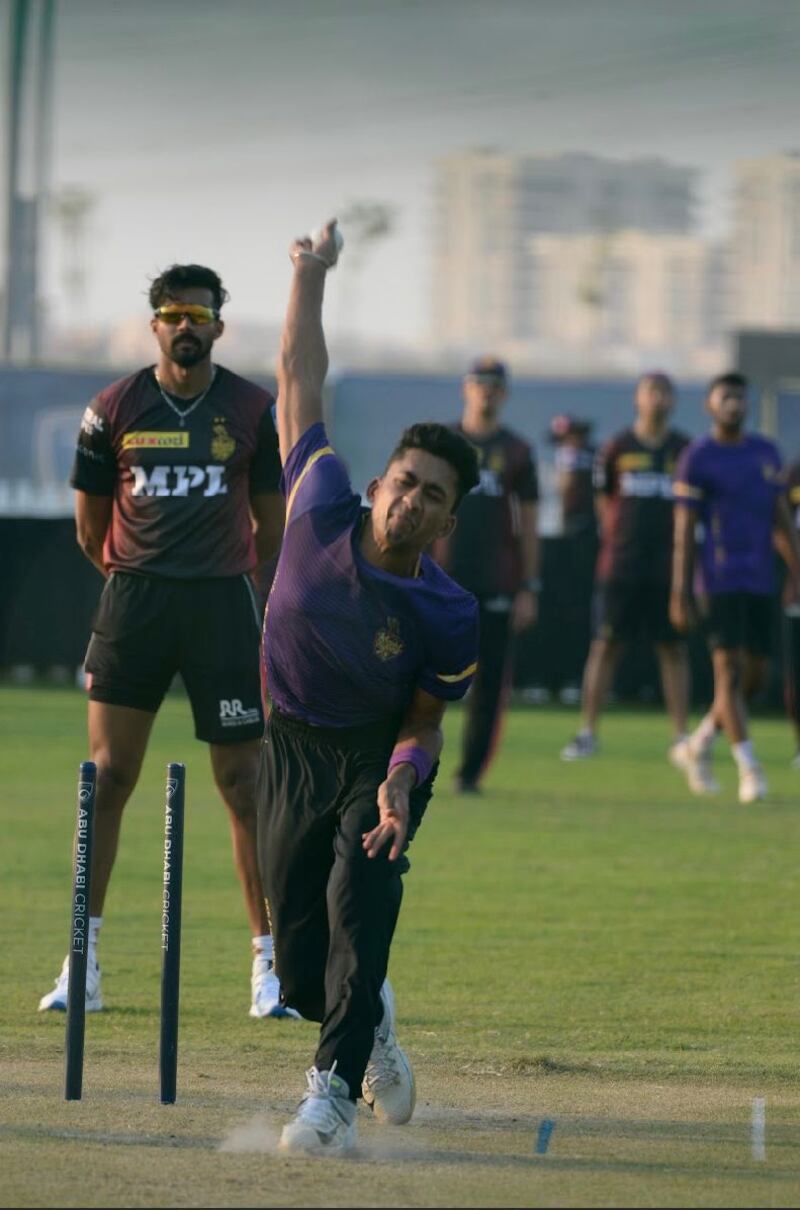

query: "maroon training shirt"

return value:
[70, 366, 281, 578]
[594, 427, 689, 583]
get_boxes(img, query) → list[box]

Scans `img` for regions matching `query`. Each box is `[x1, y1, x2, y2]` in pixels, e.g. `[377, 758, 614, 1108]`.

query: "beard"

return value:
[170, 334, 211, 367]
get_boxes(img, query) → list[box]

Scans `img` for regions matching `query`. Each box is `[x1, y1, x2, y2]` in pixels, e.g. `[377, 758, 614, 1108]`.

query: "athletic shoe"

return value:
[279, 1065, 357, 1155]
[560, 733, 597, 762]
[670, 738, 720, 795]
[738, 764, 768, 804]
[38, 953, 103, 1013]
[453, 777, 481, 796]
[791, 751, 800, 770]
[361, 979, 415, 1125]
[249, 953, 300, 1020]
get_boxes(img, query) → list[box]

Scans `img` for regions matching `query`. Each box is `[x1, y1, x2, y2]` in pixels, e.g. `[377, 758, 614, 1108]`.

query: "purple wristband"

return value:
[387, 745, 433, 787]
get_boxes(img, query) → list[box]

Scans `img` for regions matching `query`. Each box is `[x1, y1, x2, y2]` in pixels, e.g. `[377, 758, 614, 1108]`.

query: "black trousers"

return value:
[457, 599, 513, 787]
[257, 709, 434, 1098]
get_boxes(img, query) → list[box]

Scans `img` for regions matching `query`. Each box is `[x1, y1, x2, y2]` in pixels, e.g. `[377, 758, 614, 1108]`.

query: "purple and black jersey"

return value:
[674, 433, 784, 595]
[262, 423, 478, 728]
[70, 366, 281, 578]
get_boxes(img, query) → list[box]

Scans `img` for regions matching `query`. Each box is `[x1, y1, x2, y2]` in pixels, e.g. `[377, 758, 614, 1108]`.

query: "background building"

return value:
[732, 151, 800, 329]
[432, 149, 697, 360]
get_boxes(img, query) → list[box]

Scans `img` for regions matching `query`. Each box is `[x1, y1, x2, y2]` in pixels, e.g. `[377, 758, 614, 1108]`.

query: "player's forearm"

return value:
[671, 508, 695, 597]
[774, 501, 800, 577]
[277, 260, 329, 460]
[76, 530, 108, 578]
[519, 503, 540, 582]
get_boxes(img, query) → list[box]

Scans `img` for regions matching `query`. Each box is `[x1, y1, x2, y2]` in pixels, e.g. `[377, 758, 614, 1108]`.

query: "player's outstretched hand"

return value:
[363, 778, 410, 862]
[289, 219, 343, 269]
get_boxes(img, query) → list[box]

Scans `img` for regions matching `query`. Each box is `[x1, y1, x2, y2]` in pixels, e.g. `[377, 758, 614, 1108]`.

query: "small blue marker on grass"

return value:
[536, 1118, 555, 1154]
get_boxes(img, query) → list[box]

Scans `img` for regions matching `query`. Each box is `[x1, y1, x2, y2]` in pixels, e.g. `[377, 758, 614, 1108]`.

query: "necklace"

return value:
[154, 367, 218, 427]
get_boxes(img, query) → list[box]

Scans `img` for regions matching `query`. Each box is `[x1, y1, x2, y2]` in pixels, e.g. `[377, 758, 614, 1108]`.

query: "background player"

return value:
[781, 458, 800, 767]
[259, 221, 479, 1155]
[561, 372, 690, 765]
[38, 264, 294, 1019]
[432, 357, 539, 794]
[671, 372, 800, 802]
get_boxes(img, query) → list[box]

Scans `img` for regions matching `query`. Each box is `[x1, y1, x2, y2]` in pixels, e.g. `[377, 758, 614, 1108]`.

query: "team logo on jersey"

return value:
[122, 431, 189, 449]
[80, 406, 104, 435]
[488, 451, 506, 474]
[373, 617, 404, 661]
[210, 417, 235, 462]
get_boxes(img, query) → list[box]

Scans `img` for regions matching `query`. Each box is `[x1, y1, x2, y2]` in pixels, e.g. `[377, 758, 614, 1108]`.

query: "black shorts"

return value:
[702, 592, 773, 657]
[85, 571, 264, 743]
[594, 578, 680, 644]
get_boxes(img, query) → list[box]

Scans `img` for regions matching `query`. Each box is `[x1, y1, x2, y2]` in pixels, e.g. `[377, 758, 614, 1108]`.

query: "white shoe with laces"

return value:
[249, 952, 300, 1020]
[560, 733, 598, 762]
[279, 1065, 357, 1155]
[38, 953, 103, 1013]
[738, 764, 768, 804]
[670, 738, 720, 795]
[361, 978, 416, 1125]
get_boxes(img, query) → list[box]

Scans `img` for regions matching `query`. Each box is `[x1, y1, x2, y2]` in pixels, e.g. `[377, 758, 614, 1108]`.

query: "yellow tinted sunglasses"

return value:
[154, 304, 219, 325]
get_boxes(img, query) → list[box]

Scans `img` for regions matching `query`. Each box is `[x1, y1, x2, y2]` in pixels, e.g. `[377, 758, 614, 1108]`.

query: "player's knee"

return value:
[214, 765, 258, 823]
[93, 754, 139, 805]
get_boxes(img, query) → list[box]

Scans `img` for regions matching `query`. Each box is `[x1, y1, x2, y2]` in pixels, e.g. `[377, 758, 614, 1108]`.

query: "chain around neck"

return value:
[154, 366, 218, 425]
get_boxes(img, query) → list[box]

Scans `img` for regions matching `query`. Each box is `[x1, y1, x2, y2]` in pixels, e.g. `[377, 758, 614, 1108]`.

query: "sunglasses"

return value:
[154, 304, 219, 325]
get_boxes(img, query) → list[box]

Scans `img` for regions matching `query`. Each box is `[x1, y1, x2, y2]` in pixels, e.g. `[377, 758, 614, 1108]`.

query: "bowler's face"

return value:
[367, 449, 458, 553]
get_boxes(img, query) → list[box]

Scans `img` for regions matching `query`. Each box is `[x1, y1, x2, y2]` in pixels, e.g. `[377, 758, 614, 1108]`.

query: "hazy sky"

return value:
[38, 0, 800, 347]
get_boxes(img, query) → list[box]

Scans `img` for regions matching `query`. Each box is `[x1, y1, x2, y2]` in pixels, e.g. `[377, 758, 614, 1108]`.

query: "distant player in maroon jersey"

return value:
[550, 414, 598, 695]
[782, 459, 800, 768]
[260, 222, 479, 1155]
[561, 372, 691, 764]
[38, 264, 292, 1020]
[671, 373, 800, 802]
[432, 357, 540, 794]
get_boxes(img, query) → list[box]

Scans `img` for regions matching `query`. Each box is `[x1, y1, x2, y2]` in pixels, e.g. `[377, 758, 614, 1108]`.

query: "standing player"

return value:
[561, 373, 690, 764]
[782, 458, 800, 767]
[259, 221, 479, 1155]
[431, 357, 540, 794]
[38, 264, 295, 1020]
[550, 414, 597, 697]
[671, 372, 800, 802]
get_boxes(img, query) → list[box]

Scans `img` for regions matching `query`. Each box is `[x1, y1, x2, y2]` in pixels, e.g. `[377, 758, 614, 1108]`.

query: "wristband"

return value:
[387, 745, 433, 787]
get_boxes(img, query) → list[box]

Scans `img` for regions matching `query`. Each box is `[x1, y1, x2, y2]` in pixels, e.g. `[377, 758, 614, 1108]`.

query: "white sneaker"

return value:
[279, 1066, 357, 1155]
[38, 953, 103, 1013]
[560, 733, 598, 762]
[791, 751, 800, 770]
[671, 738, 720, 795]
[361, 979, 415, 1125]
[249, 953, 300, 1020]
[738, 764, 767, 804]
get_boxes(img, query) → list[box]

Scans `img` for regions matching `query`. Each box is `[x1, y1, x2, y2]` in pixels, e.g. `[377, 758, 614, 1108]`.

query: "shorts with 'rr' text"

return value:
[85, 571, 264, 743]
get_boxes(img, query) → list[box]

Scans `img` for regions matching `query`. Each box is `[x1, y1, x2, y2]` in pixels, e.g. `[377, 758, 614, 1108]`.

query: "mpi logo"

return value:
[130, 464, 227, 497]
[219, 698, 260, 727]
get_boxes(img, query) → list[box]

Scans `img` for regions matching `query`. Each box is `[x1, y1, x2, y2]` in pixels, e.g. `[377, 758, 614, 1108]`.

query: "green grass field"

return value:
[2, 684, 799, 1207]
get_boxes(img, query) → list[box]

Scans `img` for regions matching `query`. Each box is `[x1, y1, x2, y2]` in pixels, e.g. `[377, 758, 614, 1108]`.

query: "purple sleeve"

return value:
[673, 443, 704, 509]
[281, 422, 358, 521]
[418, 601, 479, 702]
